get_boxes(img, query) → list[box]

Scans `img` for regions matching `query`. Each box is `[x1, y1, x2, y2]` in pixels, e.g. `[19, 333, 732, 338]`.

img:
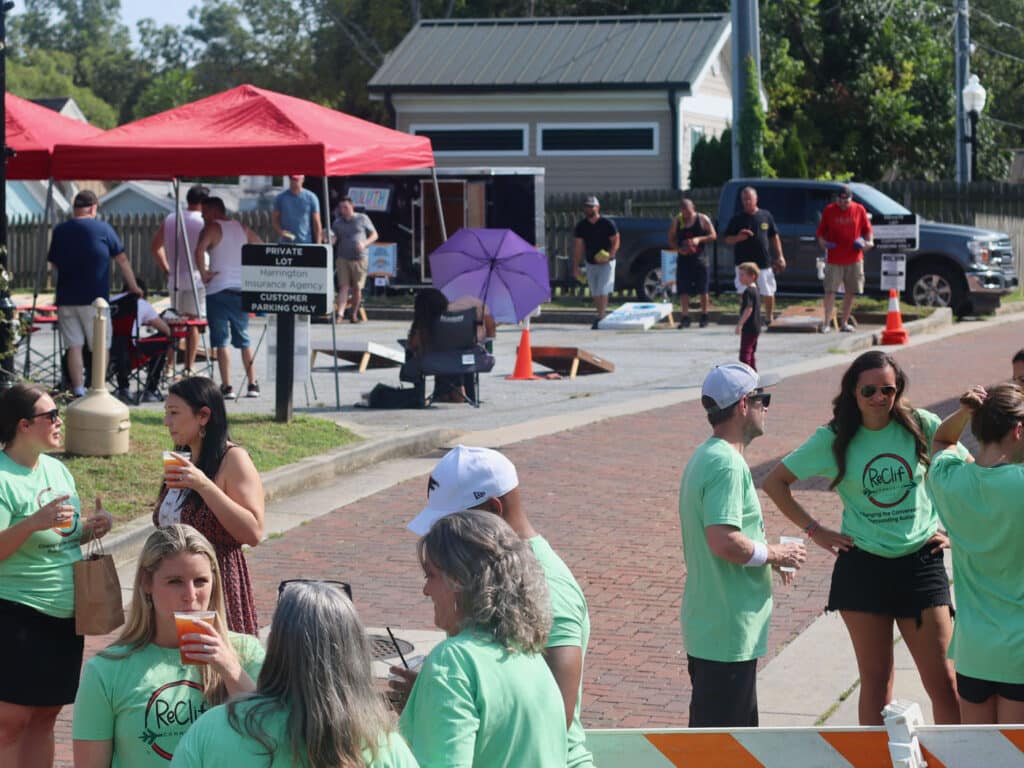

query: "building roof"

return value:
[99, 180, 286, 216]
[369, 14, 729, 93]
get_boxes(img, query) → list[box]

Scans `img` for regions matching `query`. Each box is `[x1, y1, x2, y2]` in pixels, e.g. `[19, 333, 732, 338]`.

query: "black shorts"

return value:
[687, 655, 758, 727]
[0, 598, 84, 706]
[677, 255, 709, 296]
[826, 543, 952, 625]
[957, 673, 1024, 704]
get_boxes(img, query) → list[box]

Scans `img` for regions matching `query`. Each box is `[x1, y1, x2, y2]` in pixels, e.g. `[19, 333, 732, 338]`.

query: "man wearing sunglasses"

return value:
[816, 184, 873, 333]
[678, 363, 805, 727]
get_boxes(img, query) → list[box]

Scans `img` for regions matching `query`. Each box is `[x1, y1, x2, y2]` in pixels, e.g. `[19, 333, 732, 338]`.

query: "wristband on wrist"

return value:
[743, 541, 768, 568]
[803, 520, 820, 537]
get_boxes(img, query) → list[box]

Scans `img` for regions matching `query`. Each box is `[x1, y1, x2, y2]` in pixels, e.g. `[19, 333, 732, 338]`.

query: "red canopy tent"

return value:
[5, 92, 103, 179]
[50, 84, 436, 412]
[50, 84, 433, 179]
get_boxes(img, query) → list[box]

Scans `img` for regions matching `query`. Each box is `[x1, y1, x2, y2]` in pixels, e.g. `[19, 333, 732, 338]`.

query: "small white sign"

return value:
[241, 243, 332, 315]
[874, 214, 919, 252]
[374, 276, 388, 287]
[264, 315, 311, 384]
[660, 250, 677, 289]
[880, 253, 907, 291]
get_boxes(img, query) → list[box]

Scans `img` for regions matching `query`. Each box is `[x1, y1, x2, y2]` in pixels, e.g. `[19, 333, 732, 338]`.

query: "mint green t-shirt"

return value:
[0, 451, 82, 617]
[529, 535, 593, 768]
[678, 437, 772, 662]
[782, 409, 942, 557]
[170, 698, 418, 768]
[399, 629, 567, 768]
[927, 450, 1024, 683]
[73, 633, 265, 767]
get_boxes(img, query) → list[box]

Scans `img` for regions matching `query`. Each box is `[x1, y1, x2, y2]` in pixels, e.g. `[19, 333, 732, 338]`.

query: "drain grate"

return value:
[368, 633, 414, 661]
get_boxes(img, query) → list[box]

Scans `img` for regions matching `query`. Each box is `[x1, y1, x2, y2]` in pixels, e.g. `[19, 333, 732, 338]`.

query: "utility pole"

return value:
[954, 0, 971, 184]
[0, 1, 16, 389]
[731, 0, 761, 178]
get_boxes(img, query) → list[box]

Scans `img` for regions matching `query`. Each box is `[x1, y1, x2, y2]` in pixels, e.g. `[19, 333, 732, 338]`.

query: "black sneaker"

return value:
[141, 389, 163, 403]
[245, 381, 261, 398]
[698, 313, 709, 328]
[678, 316, 692, 329]
[591, 319, 601, 330]
[114, 387, 133, 405]
[220, 384, 235, 399]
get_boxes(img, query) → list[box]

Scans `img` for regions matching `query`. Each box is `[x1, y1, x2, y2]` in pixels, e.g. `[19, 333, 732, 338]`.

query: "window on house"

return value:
[537, 123, 658, 155]
[410, 125, 527, 155]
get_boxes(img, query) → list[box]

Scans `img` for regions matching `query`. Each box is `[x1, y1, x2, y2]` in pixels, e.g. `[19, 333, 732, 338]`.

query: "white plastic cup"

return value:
[779, 536, 804, 574]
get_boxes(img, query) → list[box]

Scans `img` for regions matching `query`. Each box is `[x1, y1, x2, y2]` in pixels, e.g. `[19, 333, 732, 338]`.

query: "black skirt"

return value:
[0, 597, 84, 706]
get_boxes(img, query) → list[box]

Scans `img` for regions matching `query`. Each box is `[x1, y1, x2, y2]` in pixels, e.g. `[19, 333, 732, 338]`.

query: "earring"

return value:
[199, 425, 206, 439]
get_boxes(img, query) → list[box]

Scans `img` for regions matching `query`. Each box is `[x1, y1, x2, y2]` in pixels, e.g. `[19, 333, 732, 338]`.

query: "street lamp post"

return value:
[0, 1, 16, 389]
[962, 74, 987, 183]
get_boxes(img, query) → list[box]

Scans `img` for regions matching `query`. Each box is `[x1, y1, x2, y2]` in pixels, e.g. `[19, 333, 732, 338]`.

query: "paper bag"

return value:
[74, 539, 124, 635]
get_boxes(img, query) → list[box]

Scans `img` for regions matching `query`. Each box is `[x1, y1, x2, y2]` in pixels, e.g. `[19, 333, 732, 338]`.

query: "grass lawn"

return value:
[59, 412, 360, 523]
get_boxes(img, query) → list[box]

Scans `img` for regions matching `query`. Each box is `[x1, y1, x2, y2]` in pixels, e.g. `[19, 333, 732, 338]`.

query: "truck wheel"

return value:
[633, 253, 665, 301]
[906, 263, 964, 311]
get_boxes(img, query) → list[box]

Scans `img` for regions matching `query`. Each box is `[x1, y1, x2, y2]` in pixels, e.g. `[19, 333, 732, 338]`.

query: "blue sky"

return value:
[120, 0, 194, 32]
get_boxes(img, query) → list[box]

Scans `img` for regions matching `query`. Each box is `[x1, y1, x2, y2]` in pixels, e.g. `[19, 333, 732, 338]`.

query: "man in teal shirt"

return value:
[678, 363, 805, 726]
[272, 174, 323, 244]
[405, 445, 593, 768]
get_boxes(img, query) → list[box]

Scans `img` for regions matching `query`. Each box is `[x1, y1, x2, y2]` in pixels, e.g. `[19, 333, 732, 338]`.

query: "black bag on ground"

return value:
[367, 383, 425, 409]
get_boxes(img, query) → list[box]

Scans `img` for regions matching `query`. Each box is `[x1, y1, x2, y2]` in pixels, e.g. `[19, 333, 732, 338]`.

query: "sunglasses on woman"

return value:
[860, 385, 897, 398]
[277, 579, 352, 600]
[29, 408, 60, 424]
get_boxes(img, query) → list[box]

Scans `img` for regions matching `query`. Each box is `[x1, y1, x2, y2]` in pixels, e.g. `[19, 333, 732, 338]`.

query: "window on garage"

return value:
[537, 123, 658, 155]
[410, 125, 527, 155]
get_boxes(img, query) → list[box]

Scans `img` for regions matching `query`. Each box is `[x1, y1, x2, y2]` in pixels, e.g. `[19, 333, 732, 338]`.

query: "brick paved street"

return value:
[52, 317, 1020, 765]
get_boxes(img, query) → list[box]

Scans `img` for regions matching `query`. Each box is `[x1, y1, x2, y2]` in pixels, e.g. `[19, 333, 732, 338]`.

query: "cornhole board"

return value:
[597, 302, 674, 330]
[530, 346, 615, 379]
[311, 341, 404, 373]
[770, 305, 829, 333]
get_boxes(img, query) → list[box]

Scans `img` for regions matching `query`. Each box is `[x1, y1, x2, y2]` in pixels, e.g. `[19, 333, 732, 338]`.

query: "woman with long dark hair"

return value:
[928, 383, 1024, 723]
[0, 382, 112, 767]
[154, 376, 264, 634]
[763, 351, 960, 724]
[171, 581, 417, 767]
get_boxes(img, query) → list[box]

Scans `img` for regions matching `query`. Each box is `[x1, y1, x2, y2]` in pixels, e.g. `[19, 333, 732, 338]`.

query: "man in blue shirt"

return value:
[272, 174, 323, 244]
[48, 190, 142, 396]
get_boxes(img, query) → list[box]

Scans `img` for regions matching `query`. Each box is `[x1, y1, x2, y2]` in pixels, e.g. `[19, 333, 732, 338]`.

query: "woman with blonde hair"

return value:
[399, 510, 566, 767]
[929, 383, 1024, 723]
[173, 580, 417, 767]
[73, 524, 263, 767]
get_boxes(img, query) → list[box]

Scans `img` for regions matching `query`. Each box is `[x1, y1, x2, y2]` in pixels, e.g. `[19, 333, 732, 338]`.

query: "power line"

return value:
[984, 114, 1024, 132]
[975, 40, 1024, 65]
[972, 7, 1024, 36]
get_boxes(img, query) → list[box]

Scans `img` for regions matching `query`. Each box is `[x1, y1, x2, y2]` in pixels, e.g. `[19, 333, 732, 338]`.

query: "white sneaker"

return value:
[820, 324, 834, 334]
[840, 323, 856, 333]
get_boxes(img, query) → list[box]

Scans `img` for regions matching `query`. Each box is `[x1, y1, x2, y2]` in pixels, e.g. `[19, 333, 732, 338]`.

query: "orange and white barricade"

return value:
[587, 725, 1024, 767]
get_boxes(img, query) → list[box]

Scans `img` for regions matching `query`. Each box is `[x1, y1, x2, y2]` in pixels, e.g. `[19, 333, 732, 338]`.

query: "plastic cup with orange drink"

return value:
[41, 488, 76, 531]
[174, 610, 217, 665]
[163, 451, 190, 485]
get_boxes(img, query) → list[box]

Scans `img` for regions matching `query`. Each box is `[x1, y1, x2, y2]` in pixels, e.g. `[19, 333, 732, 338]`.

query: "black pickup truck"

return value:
[613, 178, 1017, 314]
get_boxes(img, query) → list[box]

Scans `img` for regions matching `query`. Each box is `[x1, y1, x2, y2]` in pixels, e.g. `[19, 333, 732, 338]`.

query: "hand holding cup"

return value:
[35, 488, 75, 532]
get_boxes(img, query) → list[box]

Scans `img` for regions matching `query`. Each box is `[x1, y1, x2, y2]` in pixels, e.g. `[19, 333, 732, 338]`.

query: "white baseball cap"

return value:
[701, 362, 779, 411]
[408, 445, 519, 535]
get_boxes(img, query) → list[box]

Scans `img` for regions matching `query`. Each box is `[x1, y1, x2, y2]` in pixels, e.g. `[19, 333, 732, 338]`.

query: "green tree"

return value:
[771, 126, 808, 178]
[688, 128, 732, 188]
[738, 54, 773, 177]
[7, 49, 117, 127]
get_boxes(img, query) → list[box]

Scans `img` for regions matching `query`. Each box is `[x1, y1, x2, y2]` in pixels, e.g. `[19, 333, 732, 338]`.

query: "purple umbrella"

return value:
[428, 228, 551, 324]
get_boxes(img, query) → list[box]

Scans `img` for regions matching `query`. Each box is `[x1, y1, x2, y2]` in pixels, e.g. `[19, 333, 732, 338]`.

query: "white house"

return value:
[369, 14, 736, 195]
[99, 178, 286, 216]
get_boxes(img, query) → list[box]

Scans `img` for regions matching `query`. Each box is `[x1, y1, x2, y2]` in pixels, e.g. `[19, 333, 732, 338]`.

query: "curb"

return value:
[99, 426, 459, 566]
[830, 307, 953, 353]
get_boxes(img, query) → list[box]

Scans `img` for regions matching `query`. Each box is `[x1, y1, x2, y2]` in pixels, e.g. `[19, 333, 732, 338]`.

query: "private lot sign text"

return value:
[241, 243, 332, 315]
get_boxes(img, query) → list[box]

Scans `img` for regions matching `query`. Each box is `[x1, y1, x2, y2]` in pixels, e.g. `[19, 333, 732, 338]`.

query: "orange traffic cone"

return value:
[880, 289, 909, 345]
[507, 327, 540, 380]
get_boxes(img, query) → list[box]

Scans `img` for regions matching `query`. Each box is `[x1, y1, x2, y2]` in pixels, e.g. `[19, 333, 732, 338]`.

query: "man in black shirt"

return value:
[572, 196, 620, 329]
[723, 187, 786, 324]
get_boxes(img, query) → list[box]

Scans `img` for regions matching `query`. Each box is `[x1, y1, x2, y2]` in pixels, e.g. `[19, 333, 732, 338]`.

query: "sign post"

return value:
[242, 243, 332, 422]
[872, 214, 917, 295]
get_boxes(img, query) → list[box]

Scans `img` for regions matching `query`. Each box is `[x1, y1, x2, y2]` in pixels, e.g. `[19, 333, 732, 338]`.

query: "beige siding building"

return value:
[370, 15, 735, 195]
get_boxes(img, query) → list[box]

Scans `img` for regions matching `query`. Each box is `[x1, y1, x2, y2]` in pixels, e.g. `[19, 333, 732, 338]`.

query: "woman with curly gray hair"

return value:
[399, 510, 567, 767]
